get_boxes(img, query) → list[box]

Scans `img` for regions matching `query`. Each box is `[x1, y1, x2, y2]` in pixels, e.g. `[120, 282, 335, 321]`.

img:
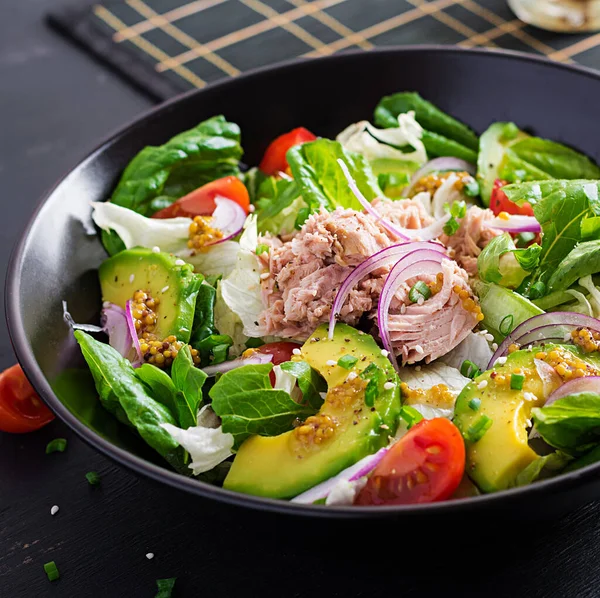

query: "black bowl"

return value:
[7, 46, 600, 520]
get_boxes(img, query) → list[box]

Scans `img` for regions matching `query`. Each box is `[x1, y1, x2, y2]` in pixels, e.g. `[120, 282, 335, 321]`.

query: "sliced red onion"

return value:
[488, 312, 600, 368]
[102, 303, 133, 357]
[202, 353, 273, 376]
[291, 447, 388, 504]
[328, 242, 447, 340]
[485, 214, 541, 233]
[125, 300, 143, 367]
[378, 257, 446, 371]
[544, 376, 600, 408]
[207, 196, 246, 245]
[534, 358, 562, 398]
[405, 157, 476, 196]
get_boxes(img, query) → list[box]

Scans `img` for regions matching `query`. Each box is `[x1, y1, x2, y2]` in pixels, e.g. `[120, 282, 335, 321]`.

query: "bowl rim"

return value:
[7, 45, 600, 518]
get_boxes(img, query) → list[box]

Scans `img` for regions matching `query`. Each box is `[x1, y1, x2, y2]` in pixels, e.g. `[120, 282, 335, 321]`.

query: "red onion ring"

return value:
[405, 157, 476, 196]
[125, 300, 143, 367]
[202, 353, 273, 377]
[485, 214, 541, 233]
[488, 312, 600, 368]
[543, 376, 600, 408]
[291, 446, 389, 504]
[207, 196, 247, 245]
[328, 242, 447, 340]
[378, 257, 446, 371]
[101, 303, 134, 358]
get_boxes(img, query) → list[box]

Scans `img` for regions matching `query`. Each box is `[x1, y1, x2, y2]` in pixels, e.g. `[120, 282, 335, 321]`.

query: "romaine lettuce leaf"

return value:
[513, 451, 572, 486]
[254, 175, 306, 235]
[547, 240, 600, 292]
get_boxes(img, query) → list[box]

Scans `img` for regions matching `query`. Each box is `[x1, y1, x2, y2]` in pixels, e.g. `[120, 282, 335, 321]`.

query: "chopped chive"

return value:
[463, 179, 480, 197]
[510, 373, 525, 390]
[155, 578, 177, 598]
[529, 281, 546, 299]
[499, 314, 514, 336]
[46, 439, 67, 454]
[443, 216, 460, 236]
[360, 363, 382, 407]
[450, 200, 467, 219]
[400, 405, 424, 428]
[501, 122, 519, 141]
[245, 338, 265, 349]
[85, 471, 101, 486]
[211, 344, 230, 364]
[255, 244, 270, 255]
[468, 398, 481, 411]
[44, 561, 59, 582]
[337, 354, 358, 369]
[460, 360, 480, 379]
[465, 415, 493, 443]
[409, 281, 432, 303]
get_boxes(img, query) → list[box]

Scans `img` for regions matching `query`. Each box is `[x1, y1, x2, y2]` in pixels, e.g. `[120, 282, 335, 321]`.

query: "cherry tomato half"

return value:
[490, 179, 534, 217]
[0, 364, 55, 433]
[151, 176, 250, 219]
[255, 342, 302, 386]
[259, 127, 317, 176]
[355, 418, 465, 506]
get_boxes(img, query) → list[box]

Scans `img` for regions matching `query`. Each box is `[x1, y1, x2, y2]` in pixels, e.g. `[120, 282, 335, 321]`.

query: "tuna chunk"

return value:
[371, 197, 433, 232]
[439, 206, 502, 276]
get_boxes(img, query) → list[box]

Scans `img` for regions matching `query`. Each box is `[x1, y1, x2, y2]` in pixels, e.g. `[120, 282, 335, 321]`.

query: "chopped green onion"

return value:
[408, 281, 432, 303]
[529, 281, 546, 299]
[499, 314, 514, 336]
[255, 244, 270, 255]
[85, 471, 101, 486]
[515, 232, 536, 248]
[211, 344, 230, 364]
[294, 207, 310, 230]
[465, 415, 493, 443]
[155, 578, 177, 598]
[360, 363, 382, 407]
[443, 216, 460, 236]
[501, 122, 519, 141]
[245, 338, 265, 349]
[460, 360, 480, 379]
[44, 561, 59, 582]
[510, 373, 525, 390]
[468, 398, 481, 411]
[400, 405, 424, 428]
[450, 200, 467, 219]
[337, 354, 358, 369]
[463, 179, 480, 197]
[46, 439, 67, 454]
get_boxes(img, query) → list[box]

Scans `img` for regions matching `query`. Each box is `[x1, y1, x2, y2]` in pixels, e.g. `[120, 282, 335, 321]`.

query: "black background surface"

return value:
[2, 2, 600, 597]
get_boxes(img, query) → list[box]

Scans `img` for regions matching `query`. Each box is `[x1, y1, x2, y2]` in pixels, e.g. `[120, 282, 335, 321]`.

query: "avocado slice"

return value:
[454, 346, 600, 492]
[99, 247, 201, 342]
[223, 324, 402, 499]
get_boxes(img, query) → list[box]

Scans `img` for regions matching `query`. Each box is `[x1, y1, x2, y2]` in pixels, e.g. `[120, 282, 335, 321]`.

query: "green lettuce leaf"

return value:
[171, 345, 207, 429]
[279, 360, 326, 411]
[547, 240, 600, 293]
[532, 392, 600, 455]
[254, 176, 306, 235]
[110, 115, 242, 216]
[513, 451, 572, 486]
[503, 180, 600, 289]
[210, 364, 316, 449]
[286, 139, 382, 213]
[74, 331, 188, 473]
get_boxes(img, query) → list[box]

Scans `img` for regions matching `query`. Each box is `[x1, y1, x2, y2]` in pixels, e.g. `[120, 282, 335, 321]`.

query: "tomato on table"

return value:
[0, 364, 55, 433]
[151, 176, 250, 219]
[355, 418, 466, 505]
[255, 342, 302, 386]
[259, 127, 317, 176]
[490, 179, 534, 217]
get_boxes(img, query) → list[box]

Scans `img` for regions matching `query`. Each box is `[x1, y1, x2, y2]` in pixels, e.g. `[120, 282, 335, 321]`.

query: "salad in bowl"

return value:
[65, 91, 600, 507]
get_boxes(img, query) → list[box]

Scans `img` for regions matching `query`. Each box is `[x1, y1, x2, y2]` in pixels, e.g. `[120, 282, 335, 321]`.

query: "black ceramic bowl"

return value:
[7, 47, 600, 520]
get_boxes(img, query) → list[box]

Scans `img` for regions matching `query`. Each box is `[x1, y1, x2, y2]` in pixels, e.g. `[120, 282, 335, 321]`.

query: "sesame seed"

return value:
[152, 246, 160, 253]
[292, 348, 301, 356]
[146, 553, 154, 560]
[479, 329, 488, 336]
[417, 296, 424, 306]
[161, 286, 169, 293]
[496, 356, 507, 365]
[326, 360, 336, 366]
[415, 365, 422, 371]
[381, 349, 389, 357]
[347, 371, 358, 381]
[383, 382, 395, 390]
[129, 274, 135, 283]
[248, 205, 255, 213]
[492, 343, 498, 351]
[485, 334, 495, 342]
[50, 505, 59, 516]
[415, 345, 424, 354]
[175, 259, 185, 266]
[380, 424, 390, 430]
[477, 380, 488, 390]
[400, 304, 407, 314]
[260, 272, 270, 280]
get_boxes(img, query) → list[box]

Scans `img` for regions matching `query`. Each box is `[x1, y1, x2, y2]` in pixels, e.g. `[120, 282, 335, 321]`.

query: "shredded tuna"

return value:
[371, 197, 434, 232]
[439, 206, 502, 276]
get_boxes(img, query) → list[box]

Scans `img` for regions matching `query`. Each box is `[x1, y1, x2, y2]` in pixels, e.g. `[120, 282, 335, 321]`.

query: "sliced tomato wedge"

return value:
[0, 364, 55, 433]
[490, 179, 534, 217]
[259, 127, 317, 176]
[255, 342, 301, 387]
[151, 176, 250, 219]
[355, 418, 465, 505]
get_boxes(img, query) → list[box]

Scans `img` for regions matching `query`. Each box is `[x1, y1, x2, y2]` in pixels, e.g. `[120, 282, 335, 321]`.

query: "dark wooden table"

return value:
[2, 2, 600, 597]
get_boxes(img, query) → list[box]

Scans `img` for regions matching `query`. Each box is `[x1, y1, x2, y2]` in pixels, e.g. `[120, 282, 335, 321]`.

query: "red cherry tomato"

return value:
[0, 364, 55, 433]
[255, 342, 302, 386]
[151, 176, 250, 219]
[490, 179, 534, 217]
[355, 418, 465, 506]
[259, 127, 317, 176]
